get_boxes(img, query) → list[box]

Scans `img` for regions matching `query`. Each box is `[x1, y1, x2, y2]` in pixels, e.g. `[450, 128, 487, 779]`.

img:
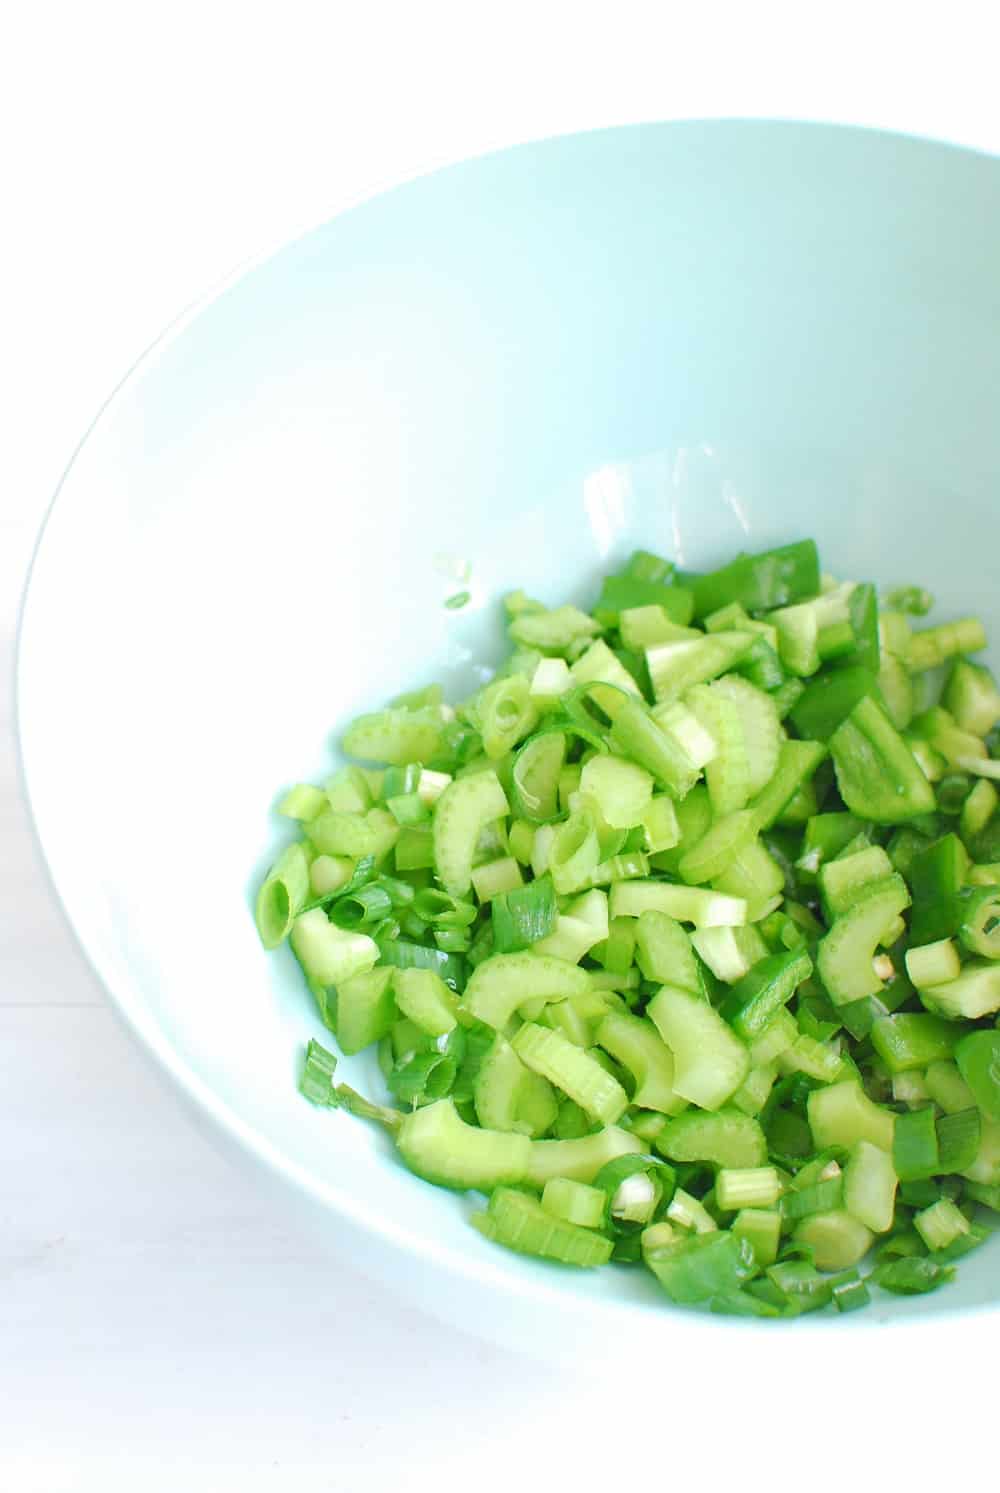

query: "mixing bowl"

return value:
[17, 120, 1000, 1360]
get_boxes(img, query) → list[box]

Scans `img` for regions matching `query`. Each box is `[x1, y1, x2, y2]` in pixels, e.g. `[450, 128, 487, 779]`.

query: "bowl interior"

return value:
[18, 120, 1000, 1347]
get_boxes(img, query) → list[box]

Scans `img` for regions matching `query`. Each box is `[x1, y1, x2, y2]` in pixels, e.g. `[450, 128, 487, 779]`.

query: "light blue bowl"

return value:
[18, 121, 1000, 1360]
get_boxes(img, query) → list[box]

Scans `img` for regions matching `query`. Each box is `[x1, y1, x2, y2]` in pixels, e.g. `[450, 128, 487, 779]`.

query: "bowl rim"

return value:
[16, 115, 1000, 1343]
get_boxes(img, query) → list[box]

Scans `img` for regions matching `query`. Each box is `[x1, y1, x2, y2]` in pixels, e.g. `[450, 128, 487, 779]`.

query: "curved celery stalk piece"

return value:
[678, 809, 756, 886]
[807, 1079, 895, 1153]
[468, 675, 540, 760]
[691, 924, 769, 984]
[645, 631, 756, 705]
[508, 605, 600, 652]
[658, 1108, 767, 1168]
[816, 874, 911, 1006]
[596, 1010, 688, 1115]
[462, 951, 590, 1030]
[710, 676, 781, 796]
[633, 911, 701, 992]
[647, 986, 750, 1110]
[541, 1177, 607, 1229]
[342, 705, 445, 765]
[686, 683, 750, 815]
[393, 967, 458, 1037]
[793, 1210, 873, 1271]
[533, 888, 609, 965]
[512, 1023, 628, 1125]
[472, 1187, 613, 1266]
[609, 880, 747, 928]
[290, 909, 378, 986]
[579, 753, 653, 828]
[921, 963, 1000, 1022]
[819, 845, 894, 922]
[526, 1126, 643, 1186]
[432, 769, 509, 896]
[475, 1034, 557, 1135]
[397, 1098, 531, 1190]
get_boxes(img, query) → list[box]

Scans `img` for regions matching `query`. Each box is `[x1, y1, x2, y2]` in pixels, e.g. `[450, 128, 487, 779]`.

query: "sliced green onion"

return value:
[936, 1107, 982, 1173]
[490, 874, 557, 953]
[872, 1257, 956, 1295]
[376, 937, 466, 993]
[592, 1153, 676, 1233]
[394, 826, 435, 871]
[388, 1047, 458, 1107]
[328, 882, 394, 930]
[893, 1105, 940, 1183]
[299, 1039, 339, 1106]
[645, 1230, 756, 1304]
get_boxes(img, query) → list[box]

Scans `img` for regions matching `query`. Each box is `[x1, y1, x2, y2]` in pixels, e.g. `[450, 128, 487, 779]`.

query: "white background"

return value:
[4, 5, 1000, 1489]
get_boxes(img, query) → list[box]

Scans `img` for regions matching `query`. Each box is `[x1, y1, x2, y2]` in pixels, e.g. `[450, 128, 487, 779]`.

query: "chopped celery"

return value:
[658, 1109, 767, 1169]
[541, 1177, 607, 1229]
[472, 1188, 613, 1266]
[258, 541, 998, 1318]
[526, 1127, 643, 1186]
[397, 1099, 530, 1190]
[462, 951, 589, 1030]
[843, 1140, 898, 1233]
[647, 988, 750, 1111]
[512, 1023, 628, 1125]
[596, 1010, 687, 1115]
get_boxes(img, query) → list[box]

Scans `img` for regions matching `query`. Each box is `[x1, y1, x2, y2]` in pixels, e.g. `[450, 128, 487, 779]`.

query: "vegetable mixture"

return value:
[257, 539, 1000, 1317]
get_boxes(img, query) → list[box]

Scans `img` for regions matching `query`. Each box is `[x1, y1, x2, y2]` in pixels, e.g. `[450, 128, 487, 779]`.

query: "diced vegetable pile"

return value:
[258, 540, 1000, 1317]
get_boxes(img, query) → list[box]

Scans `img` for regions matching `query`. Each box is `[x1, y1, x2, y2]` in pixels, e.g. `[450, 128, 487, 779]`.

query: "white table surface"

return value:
[5, 6, 1000, 1487]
